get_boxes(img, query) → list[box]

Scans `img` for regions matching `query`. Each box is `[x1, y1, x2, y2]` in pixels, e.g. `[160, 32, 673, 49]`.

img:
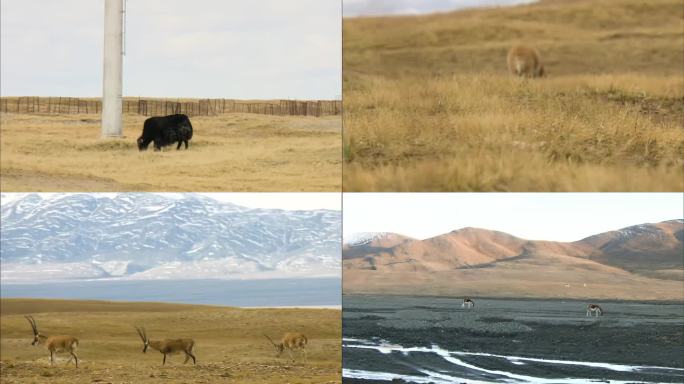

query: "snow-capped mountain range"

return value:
[1, 193, 340, 282]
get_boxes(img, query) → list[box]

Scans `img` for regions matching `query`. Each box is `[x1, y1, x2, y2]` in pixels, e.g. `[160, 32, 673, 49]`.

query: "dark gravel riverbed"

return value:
[343, 295, 684, 383]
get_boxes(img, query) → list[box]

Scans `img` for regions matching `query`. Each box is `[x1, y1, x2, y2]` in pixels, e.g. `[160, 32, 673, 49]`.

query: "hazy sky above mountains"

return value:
[343, 0, 535, 17]
[1, 0, 341, 99]
[344, 193, 684, 241]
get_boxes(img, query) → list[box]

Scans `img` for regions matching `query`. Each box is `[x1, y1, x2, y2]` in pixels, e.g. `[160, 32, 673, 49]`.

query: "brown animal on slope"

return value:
[264, 332, 308, 361]
[507, 45, 544, 78]
[135, 326, 196, 365]
[25, 315, 80, 367]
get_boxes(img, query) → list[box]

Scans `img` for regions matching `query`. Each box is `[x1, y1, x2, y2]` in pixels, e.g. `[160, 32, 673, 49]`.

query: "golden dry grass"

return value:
[0, 113, 341, 192]
[343, 0, 684, 191]
[0, 299, 341, 383]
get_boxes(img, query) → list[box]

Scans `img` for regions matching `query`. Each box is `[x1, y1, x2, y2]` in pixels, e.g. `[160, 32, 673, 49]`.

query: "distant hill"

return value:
[343, 220, 684, 300]
[578, 219, 684, 280]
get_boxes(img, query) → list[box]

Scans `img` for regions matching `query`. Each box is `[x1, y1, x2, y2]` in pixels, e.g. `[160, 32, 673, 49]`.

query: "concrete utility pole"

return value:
[101, 0, 124, 138]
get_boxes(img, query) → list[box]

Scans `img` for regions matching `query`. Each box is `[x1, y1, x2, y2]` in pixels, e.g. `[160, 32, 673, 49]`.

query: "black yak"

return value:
[137, 114, 193, 151]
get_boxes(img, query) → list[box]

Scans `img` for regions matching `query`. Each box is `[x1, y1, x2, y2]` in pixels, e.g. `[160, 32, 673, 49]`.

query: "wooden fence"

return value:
[0, 97, 342, 117]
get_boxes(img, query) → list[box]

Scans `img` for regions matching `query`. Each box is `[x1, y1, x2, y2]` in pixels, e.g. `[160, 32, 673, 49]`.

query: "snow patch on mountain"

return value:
[1, 193, 341, 282]
[344, 232, 395, 247]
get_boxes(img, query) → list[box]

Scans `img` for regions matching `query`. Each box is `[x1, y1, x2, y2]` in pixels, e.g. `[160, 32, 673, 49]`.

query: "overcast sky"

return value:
[344, 193, 684, 242]
[343, 0, 536, 17]
[1, 0, 341, 99]
[1, 193, 341, 211]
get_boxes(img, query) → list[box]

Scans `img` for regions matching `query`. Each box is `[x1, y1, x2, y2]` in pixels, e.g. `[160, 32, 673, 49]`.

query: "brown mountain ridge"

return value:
[343, 220, 684, 301]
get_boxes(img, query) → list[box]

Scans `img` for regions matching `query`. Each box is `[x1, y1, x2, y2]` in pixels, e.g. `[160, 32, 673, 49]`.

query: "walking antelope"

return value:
[135, 327, 196, 365]
[462, 298, 475, 309]
[25, 315, 80, 367]
[264, 332, 308, 361]
[586, 304, 604, 317]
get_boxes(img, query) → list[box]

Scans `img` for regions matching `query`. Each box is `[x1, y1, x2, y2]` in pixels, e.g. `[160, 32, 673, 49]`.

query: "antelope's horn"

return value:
[135, 326, 146, 341]
[25, 316, 37, 334]
[263, 334, 277, 348]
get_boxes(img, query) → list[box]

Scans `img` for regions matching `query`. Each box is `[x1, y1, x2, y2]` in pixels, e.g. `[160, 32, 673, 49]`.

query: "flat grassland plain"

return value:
[343, 0, 684, 191]
[0, 112, 340, 191]
[0, 299, 341, 383]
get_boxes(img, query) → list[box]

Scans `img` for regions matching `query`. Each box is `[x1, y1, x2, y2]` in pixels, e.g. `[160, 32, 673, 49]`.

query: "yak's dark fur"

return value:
[137, 114, 193, 151]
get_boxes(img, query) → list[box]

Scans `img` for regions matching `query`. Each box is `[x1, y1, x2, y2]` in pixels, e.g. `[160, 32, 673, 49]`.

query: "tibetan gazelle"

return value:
[264, 332, 308, 361]
[25, 315, 80, 367]
[135, 326, 196, 365]
[586, 304, 604, 317]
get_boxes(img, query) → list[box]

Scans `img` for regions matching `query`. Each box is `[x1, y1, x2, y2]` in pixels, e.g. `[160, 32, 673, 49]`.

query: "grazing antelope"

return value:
[135, 326, 196, 365]
[25, 315, 80, 367]
[507, 45, 544, 78]
[586, 304, 604, 317]
[264, 332, 308, 361]
[462, 298, 475, 309]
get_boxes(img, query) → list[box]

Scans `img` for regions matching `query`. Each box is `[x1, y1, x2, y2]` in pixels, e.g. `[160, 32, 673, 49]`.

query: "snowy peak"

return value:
[344, 232, 414, 247]
[345, 232, 390, 246]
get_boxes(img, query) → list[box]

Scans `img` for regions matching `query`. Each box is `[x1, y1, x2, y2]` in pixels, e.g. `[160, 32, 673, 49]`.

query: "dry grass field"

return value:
[343, 0, 684, 191]
[343, 266, 684, 301]
[0, 113, 341, 191]
[0, 299, 341, 383]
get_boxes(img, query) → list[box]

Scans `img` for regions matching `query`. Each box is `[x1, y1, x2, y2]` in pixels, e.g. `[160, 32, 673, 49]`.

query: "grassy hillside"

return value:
[0, 299, 341, 383]
[343, 0, 684, 191]
[0, 113, 341, 192]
